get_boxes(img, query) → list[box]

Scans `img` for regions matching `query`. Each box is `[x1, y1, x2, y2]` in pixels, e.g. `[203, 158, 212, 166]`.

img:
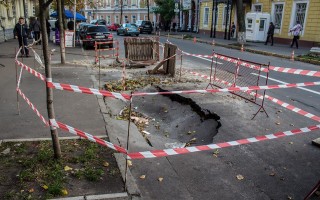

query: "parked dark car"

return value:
[107, 23, 120, 31]
[90, 19, 107, 25]
[136, 20, 152, 34]
[80, 25, 113, 49]
[117, 23, 140, 36]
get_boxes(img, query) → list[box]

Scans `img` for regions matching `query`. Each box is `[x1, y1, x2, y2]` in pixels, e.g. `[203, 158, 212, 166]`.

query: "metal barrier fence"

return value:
[207, 51, 270, 119]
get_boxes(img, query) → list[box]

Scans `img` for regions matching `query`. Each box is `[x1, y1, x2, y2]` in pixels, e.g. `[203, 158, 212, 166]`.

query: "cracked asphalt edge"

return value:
[89, 69, 141, 199]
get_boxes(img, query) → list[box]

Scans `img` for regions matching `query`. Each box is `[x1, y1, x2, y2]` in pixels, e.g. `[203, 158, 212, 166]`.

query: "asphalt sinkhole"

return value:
[130, 86, 221, 148]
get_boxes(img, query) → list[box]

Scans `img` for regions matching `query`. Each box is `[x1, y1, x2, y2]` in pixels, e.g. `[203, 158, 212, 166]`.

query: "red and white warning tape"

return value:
[186, 70, 320, 123]
[50, 119, 127, 154]
[46, 81, 131, 101]
[15, 60, 46, 81]
[17, 88, 49, 126]
[167, 40, 320, 77]
[132, 81, 320, 97]
[127, 124, 320, 159]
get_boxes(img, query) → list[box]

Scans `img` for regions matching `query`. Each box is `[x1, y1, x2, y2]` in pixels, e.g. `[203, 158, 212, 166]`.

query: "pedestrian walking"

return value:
[289, 21, 302, 49]
[265, 22, 275, 46]
[31, 17, 41, 45]
[13, 17, 29, 57]
[231, 22, 236, 38]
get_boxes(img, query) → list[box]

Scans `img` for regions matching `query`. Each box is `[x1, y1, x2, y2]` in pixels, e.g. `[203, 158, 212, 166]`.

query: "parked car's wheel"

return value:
[83, 43, 88, 50]
[109, 44, 113, 48]
[148, 31, 151, 34]
[136, 34, 139, 37]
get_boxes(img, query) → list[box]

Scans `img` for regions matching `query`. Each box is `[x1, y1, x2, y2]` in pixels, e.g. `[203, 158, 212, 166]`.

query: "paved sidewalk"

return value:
[158, 31, 313, 61]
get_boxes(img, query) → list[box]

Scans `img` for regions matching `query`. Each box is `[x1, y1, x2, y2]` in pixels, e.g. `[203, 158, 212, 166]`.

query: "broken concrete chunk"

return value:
[1, 148, 10, 155]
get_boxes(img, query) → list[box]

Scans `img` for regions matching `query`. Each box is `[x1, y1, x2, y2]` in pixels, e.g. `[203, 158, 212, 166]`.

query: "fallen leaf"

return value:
[64, 166, 73, 171]
[42, 185, 48, 190]
[190, 138, 197, 142]
[287, 195, 293, 199]
[269, 172, 276, 176]
[290, 124, 294, 126]
[127, 160, 133, 167]
[275, 122, 281, 125]
[140, 175, 146, 179]
[61, 189, 68, 195]
[158, 177, 164, 182]
[236, 174, 244, 180]
[28, 188, 34, 193]
[289, 142, 293, 145]
[103, 161, 109, 167]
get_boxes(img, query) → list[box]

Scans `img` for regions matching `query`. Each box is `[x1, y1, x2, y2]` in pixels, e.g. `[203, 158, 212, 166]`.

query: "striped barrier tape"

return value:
[167, 39, 320, 77]
[14, 60, 130, 101]
[49, 119, 128, 154]
[132, 81, 320, 97]
[126, 124, 320, 159]
[186, 70, 320, 123]
[15, 60, 46, 81]
[30, 48, 45, 68]
[46, 81, 131, 101]
[17, 88, 49, 126]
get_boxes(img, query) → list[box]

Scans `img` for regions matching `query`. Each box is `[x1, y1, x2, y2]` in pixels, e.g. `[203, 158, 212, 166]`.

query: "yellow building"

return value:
[199, 0, 320, 47]
[0, 0, 36, 42]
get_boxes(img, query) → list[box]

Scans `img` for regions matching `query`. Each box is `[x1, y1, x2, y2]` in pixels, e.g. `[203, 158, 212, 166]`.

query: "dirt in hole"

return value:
[131, 86, 221, 147]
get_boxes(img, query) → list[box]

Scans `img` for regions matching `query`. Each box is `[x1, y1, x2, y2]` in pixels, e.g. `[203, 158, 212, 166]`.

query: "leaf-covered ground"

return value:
[0, 139, 124, 199]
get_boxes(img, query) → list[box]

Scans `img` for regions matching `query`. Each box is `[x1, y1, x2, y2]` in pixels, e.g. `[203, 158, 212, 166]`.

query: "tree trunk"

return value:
[39, 0, 62, 159]
[235, 0, 246, 44]
[57, 0, 66, 64]
[147, 0, 150, 21]
[120, 0, 123, 24]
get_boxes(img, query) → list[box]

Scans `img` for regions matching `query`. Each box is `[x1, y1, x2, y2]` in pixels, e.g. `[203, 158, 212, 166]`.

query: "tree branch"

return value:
[42, 0, 54, 9]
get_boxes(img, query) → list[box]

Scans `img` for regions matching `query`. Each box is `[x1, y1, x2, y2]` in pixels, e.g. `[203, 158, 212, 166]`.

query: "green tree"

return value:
[154, 0, 175, 22]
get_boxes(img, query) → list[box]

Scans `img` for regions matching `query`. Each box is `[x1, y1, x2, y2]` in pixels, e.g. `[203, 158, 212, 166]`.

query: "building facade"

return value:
[84, 0, 157, 25]
[199, 0, 320, 47]
[0, 0, 36, 42]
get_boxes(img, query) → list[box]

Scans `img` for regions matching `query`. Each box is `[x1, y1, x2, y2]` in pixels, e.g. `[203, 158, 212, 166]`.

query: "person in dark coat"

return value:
[265, 22, 275, 46]
[31, 17, 41, 45]
[13, 17, 29, 57]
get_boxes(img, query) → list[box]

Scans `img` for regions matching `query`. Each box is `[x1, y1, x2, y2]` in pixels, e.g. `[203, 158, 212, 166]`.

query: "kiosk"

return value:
[245, 12, 271, 42]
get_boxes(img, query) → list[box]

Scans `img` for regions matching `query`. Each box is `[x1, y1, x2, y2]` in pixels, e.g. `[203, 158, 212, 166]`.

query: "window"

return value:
[123, 0, 128, 6]
[252, 4, 262, 12]
[273, 4, 284, 29]
[115, 16, 119, 23]
[114, 0, 119, 7]
[106, 0, 111, 6]
[100, 15, 103, 19]
[107, 16, 111, 24]
[144, 15, 147, 20]
[295, 2, 307, 28]
[132, 15, 136, 23]
[124, 16, 128, 23]
[203, 7, 209, 27]
[247, 18, 253, 29]
[223, 5, 231, 26]
[131, 0, 137, 6]
[259, 19, 265, 31]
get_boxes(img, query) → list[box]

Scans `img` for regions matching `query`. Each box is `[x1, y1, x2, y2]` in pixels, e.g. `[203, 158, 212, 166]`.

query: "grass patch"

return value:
[297, 53, 320, 61]
[0, 139, 124, 199]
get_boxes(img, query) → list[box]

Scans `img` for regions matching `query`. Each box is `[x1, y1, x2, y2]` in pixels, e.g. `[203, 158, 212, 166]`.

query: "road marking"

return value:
[251, 73, 320, 96]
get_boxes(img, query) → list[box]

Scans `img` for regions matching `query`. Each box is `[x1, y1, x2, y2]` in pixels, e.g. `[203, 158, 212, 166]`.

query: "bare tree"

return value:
[57, 0, 66, 64]
[235, 0, 246, 44]
[120, 0, 123, 24]
[39, 0, 62, 159]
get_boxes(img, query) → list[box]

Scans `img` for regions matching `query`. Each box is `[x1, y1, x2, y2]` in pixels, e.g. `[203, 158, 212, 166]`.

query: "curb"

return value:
[89, 72, 141, 199]
[49, 192, 129, 200]
[160, 34, 320, 65]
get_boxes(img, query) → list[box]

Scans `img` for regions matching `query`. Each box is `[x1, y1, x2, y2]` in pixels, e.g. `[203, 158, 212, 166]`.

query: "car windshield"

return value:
[131, 24, 137, 27]
[88, 26, 108, 32]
